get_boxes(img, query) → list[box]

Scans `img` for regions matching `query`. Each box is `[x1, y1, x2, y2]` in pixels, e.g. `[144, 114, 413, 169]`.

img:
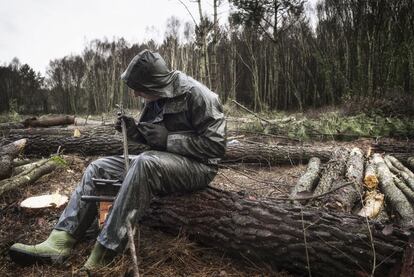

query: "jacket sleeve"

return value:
[166, 87, 226, 161]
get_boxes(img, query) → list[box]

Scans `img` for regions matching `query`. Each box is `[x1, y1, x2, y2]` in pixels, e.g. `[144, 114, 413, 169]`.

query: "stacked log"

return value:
[372, 154, 414, 227]
[322, 147, 364, 212]
[289, 157, 321, 202]
[312, 147, 349, 205]
[0, 139, 27, 179]
[408, 157, 414, 171]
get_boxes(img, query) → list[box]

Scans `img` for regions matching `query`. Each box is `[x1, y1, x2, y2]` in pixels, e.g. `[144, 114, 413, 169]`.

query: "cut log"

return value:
[1, 126, 336, 164]
[408, 157, 414, 171]
[323, 147, 364, 212]
[364, 159, 379, 190]
[0, 158, 61, 196]
[386, 155, 414, 179]
[385, 156, 414, 191]
[357, 190, 384, 219]
[20, 193, 68, 209]
[313, 147, 349, 198]
[290, 157, 321, 202]
[12, 159, 48, 175]
[21, 115, 75, 128]
[0, 139, 27, 180]
[373, 154, 414, 227]
[393, 176, 414, 203]
[143, 187, 408, 277]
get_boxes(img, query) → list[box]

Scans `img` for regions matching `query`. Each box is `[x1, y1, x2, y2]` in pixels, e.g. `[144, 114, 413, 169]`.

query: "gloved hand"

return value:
[138, 122, 168, 150]
[114, 115, 139, 138]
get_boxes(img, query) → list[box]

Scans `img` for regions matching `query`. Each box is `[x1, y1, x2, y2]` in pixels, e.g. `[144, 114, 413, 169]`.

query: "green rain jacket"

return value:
[121, 50, 226, 163]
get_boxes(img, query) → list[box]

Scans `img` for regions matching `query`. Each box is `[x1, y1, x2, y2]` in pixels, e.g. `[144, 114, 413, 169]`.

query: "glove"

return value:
[114, 115, 139, 138]
[138, 122, 168, 150]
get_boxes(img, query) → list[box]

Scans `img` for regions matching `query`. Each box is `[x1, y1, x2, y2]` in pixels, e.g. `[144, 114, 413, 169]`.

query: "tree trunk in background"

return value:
[142, 187, 408, 277]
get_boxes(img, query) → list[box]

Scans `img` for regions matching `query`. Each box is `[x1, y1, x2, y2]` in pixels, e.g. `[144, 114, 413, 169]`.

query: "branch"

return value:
[231, 99, 272, 124]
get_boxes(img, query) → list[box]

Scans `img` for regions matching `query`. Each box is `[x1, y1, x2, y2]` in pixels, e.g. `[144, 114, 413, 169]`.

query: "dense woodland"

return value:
[1, 0, 413, 115]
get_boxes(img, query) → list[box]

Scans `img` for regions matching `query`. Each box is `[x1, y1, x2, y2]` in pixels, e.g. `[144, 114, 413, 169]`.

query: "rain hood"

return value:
[121, 49, 186, 98]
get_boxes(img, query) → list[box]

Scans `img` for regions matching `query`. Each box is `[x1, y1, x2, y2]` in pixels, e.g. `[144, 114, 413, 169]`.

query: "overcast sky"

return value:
[0, 0, 316, 76]
[0, 0, 232, 75]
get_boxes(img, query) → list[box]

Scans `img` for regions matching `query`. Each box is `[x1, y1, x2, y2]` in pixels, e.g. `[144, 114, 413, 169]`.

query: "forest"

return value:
[1, 1, 414, 277]
[1, 0, 413, 115]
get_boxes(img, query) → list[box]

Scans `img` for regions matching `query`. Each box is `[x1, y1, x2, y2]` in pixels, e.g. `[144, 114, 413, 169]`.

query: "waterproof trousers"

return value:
[54, 150, 217, 252]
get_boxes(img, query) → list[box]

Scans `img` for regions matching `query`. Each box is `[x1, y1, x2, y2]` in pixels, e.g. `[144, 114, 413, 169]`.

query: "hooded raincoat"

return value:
[54, 50, 226, 252]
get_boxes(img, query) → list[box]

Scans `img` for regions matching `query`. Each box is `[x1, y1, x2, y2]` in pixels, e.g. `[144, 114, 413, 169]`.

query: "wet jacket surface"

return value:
[54, 50, 226, 253]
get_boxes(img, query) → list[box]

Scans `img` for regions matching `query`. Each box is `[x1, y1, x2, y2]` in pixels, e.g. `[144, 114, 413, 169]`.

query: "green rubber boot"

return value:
[83, 242, 116, 272]
[9, 230, 76, 265]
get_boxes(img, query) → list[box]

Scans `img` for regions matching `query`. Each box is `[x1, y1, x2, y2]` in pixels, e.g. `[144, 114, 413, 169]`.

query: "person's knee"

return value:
[131, 151, 160, 171]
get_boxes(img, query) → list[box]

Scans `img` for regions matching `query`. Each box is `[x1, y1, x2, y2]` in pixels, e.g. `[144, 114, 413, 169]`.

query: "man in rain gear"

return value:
[9, 49, 226, 271]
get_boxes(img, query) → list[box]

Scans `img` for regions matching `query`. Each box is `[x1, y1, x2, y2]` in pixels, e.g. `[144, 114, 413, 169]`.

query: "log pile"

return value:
[289, 148, 414, 228]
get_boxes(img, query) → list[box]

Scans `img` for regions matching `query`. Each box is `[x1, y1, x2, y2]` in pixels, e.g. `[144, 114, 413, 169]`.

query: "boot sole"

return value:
[9, 247, 68, 266]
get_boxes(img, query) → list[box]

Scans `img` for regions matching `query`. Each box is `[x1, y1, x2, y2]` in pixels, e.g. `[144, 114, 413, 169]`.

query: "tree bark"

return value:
[386, 155, 414, 179]
[322, 148, 364, 212]
[393, 176, 414, 203]
[0, 139, 27, 180]
[373, 154, 414, 227]
[408, 157, 414, 171]
[143, 187, 408, 277]
[373, 140, 414, 162]
[400, 235, 414, 277]
[313, 147, 349, 198]
[1, 126, 336, 164]
[385, 156, 414, 191]
[290, 157, 321, 202]
[323, 148, 364, 213]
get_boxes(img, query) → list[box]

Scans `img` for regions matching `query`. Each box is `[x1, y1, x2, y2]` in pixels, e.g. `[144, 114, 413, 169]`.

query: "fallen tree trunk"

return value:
[373, 154, 414, 227]
[373, 140, 414, 162]
[143, 187, 408, 277]
[21, 115, 75, 128]
[290, 157, 321, 203]
[1, 126, 336, 164]
[0, 139, 27, 180]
